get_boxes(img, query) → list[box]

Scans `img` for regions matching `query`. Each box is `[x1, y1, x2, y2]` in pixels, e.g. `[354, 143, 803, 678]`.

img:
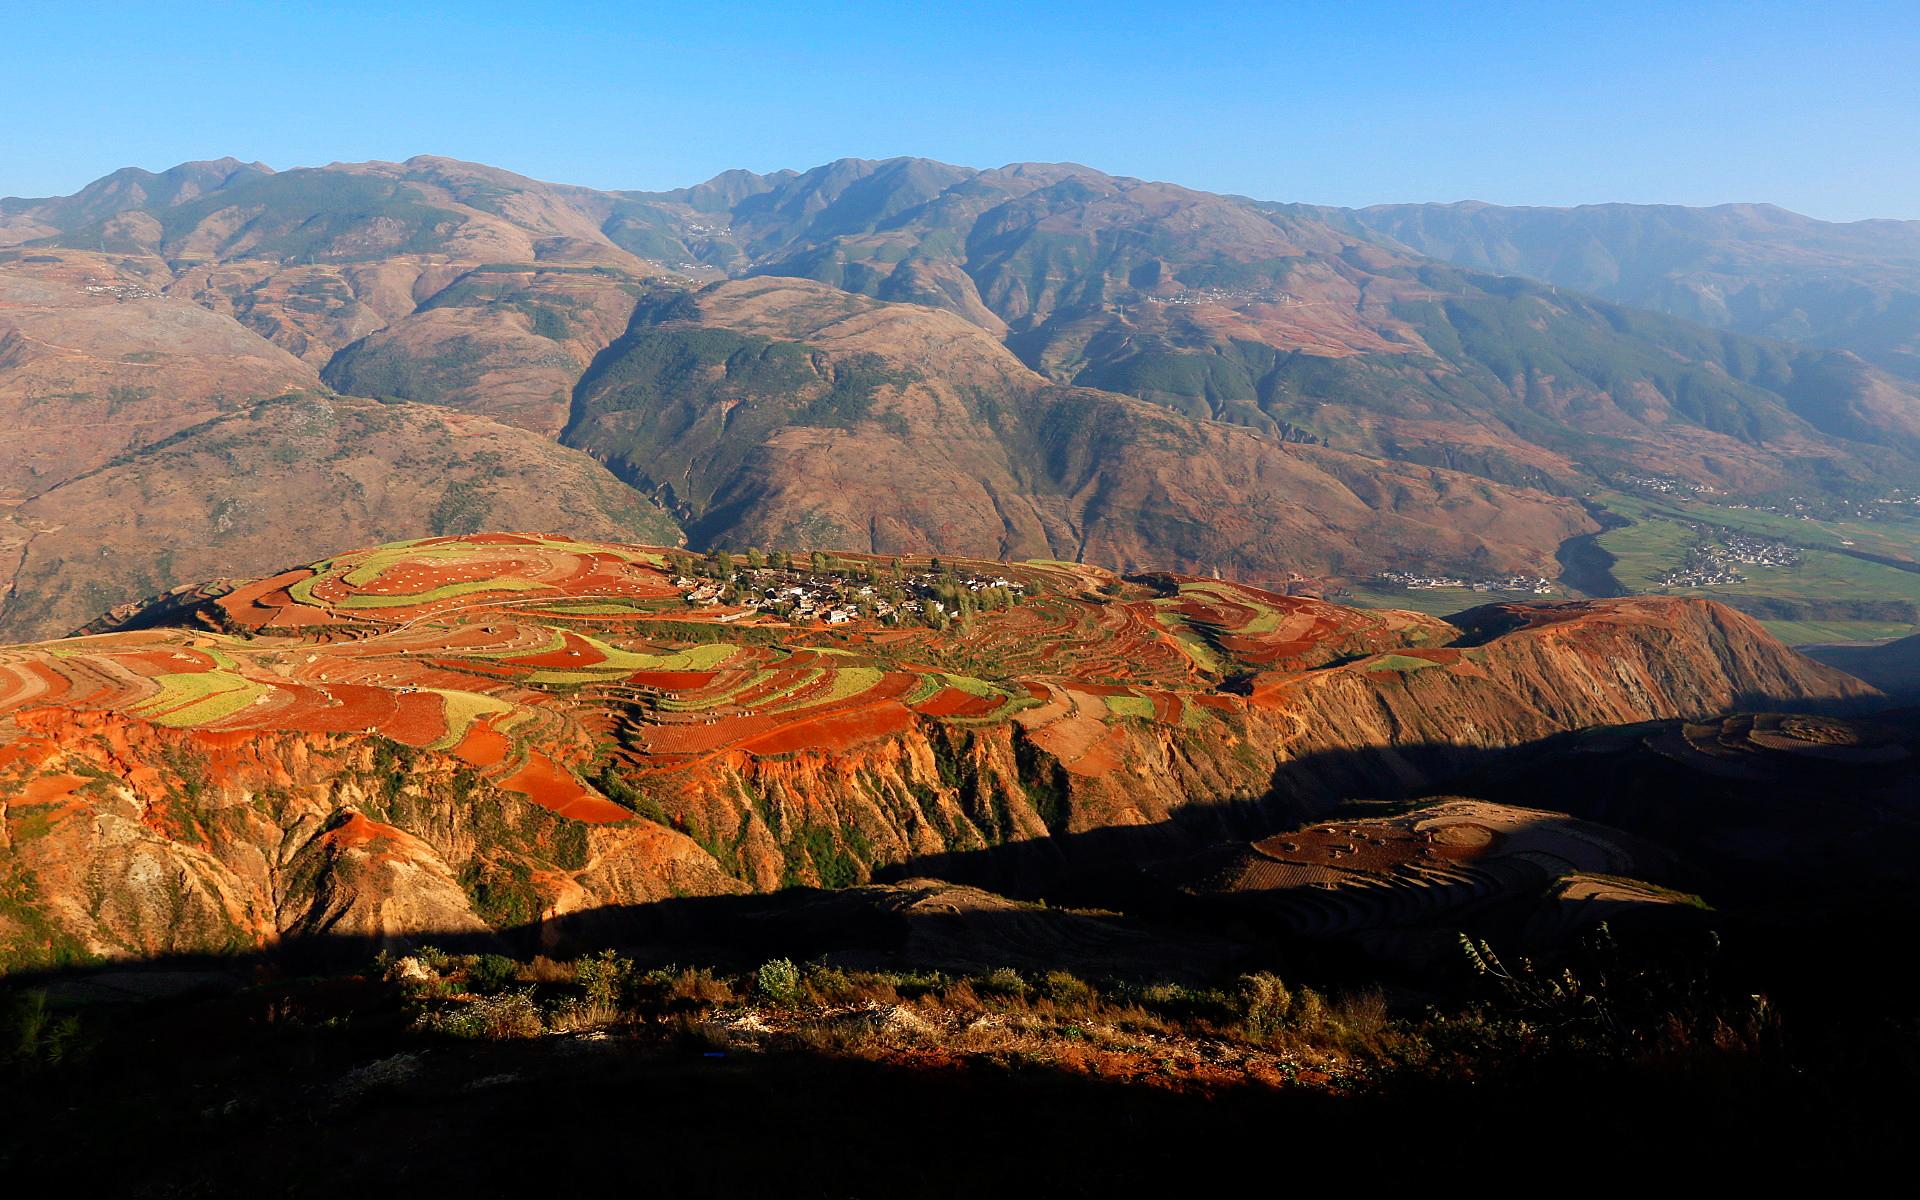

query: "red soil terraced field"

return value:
[1, 534, 1862, 847]
[216, 533, 684, 630]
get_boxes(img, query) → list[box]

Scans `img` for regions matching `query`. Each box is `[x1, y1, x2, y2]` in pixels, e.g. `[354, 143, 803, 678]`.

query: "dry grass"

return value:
[519, 955, 577, 985]
[387, 944, 1740, 1095]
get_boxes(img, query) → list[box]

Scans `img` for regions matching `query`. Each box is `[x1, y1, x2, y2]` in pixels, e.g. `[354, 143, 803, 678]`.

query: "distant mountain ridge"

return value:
[1294, 198, 1920, 380]
[0, 157, 275, 242]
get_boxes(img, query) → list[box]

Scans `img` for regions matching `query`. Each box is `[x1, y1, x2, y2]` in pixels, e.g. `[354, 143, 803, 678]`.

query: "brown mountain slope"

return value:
[0, 157, 274, 243]
[322, 264, 664, 436]
[0, 396, 680, 640]
[16, 155, 1919, 500]
[0, 535, 1871, 964]
[39, 157, 647, 271]
[619, 157, 1920, 494]
[560, 277, 1594, 577]
[0, 247, 320, 497]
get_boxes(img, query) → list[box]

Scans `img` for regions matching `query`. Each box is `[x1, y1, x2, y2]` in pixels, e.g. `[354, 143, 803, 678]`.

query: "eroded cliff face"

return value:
[615, 597, 1871, 901]
[0, 547, 1875, 969]
[0, 709, 738, 966]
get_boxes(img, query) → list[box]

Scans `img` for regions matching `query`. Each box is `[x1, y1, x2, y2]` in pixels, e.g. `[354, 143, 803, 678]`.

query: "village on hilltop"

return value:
[671, 550, 1025, 627]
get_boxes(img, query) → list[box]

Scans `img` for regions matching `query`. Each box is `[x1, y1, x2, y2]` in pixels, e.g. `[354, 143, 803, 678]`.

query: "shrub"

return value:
[521, 955, 576, 985]
[420, 989, 543, 1040]
[1, 990, 83, 1070]
[1326, 989, 1390, 1054]
[643, 966, 737, 1009]
[414, 944, 455, 973]
[1132, 982, 1235, 1027]
[804, 965, 855, 1003]
[803, 966, 899, 1007]
[1039, 971, 1094, 1008]
[755, 958, 801, 1005]
[936, 980, 984, 1012]
[1240, 972, 1294, 1039]
[978, 968, 1029, 1001]
[546, 998, 620, 1033]
[576, 949, 629, 1008]
[468, 954, 520, 994]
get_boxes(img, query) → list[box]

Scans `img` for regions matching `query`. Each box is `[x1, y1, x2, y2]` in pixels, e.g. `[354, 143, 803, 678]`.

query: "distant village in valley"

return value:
[1612, 472, 1725, 499]
[670, 549, 1025, 627]
[1371, 569, 1556, 595]
[1613, 473, 1920, 524]
[1657, 527, 1801, 588]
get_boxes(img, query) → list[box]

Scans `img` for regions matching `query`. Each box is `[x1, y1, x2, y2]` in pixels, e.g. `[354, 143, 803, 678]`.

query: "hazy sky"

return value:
[4, 0, 1916, 220]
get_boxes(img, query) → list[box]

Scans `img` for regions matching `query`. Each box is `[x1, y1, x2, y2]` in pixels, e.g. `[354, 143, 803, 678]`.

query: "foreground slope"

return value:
[0, 534, 1870, 966]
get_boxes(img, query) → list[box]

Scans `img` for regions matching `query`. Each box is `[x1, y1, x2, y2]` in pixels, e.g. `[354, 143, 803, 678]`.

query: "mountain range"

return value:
[3, 154, 1918, 641]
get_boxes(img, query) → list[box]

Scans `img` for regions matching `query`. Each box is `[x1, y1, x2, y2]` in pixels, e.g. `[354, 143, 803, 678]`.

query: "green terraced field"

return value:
[425, 688, 514, 749]
[814, 667, 884, 705]
[336, 577, 546, 608]
[1366, 654, 1442, 673]
[131, 670, 268, 727]
[1103, 694, 1156, 719]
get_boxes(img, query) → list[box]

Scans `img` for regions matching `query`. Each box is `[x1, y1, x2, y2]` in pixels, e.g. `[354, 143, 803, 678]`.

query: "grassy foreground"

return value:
[5, 926, 1915, 1189]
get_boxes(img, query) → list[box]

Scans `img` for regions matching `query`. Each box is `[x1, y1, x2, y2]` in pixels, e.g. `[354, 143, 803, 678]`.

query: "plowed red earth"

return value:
[504, 631, 606, 668]
[913, 688, 1002, 717]
[218, 569, 325, 628]
[498, 753, 631, 823]
[733, 701, 917, 755]
[382, 692, 454, 747]
[16, 772, 91, 810]
[451, 719, 511, 768]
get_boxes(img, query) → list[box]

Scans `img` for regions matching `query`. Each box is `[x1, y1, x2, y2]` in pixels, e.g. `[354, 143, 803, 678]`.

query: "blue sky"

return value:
[3, 0, 1915, 219]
